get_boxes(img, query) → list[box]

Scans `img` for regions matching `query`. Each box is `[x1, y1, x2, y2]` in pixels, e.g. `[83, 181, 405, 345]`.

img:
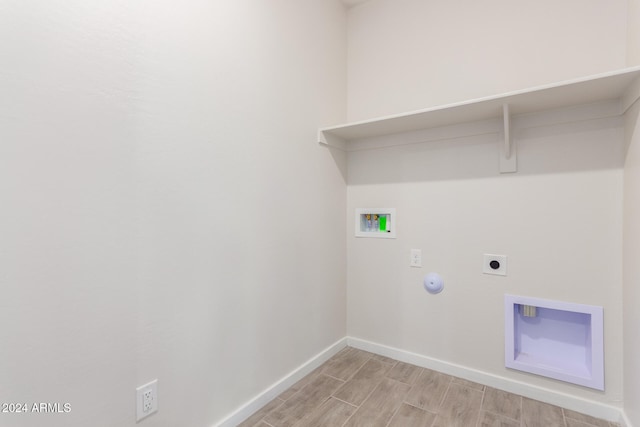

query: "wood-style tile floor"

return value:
[239, 347, 620, 427]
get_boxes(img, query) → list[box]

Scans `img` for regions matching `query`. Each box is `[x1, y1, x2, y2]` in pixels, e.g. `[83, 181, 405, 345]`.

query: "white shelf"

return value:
[318, 67, 640, 149]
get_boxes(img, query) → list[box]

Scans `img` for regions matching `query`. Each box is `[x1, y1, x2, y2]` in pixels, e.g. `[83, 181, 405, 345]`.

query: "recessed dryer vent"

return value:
[504, 295, 604, 390]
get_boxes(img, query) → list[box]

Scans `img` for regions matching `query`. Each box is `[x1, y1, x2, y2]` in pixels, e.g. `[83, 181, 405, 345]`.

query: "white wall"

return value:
[347, 0, 628, 121]
[0, 2, 139, 426]
[624, 96, 640, 427]
[0, 1, 347, 426]
[347, 108, 625, 406]
[628, 0, 640, 66]
[623, 2, 640, 425]
[346, 0, 628, 409]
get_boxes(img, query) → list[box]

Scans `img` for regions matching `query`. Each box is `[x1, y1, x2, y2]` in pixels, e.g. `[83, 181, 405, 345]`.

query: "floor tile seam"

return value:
[290, 396, 334, 427]
[321, 372, 348, 383]
[346, 355, 375, 382]
[338, 410, 354, 427]
[408, 366, 426, 387]
[471, 406, 482, 427]
[355, 374, 386, 409]
[475, 389, 487, 427]
[267, 382, 341, 427]
[383, 378, 414, 427]
[400, 366, 425, 402]
[322, 348, 354, 372]
[382, 399, 405, 427]
[481, 408, 522, 424]
[254, 397, 287, 427]
[480, 388, 525, 421]
[337, 392, 362, 427]
[373, 357, 398, 373]
[391, 362, 425, 384]
[350, 357, 392, 382]
[328, 395, 360, 409]
[402, 400, 438, 416]
[559, 407, 604, 427]
[451, 377, 482, 390]
[562, 410, 609, 427]
[279, 381, 317, 404]
[291, 350, 370, 427]
[279, 373, 321, 402]
[435, 375, 454, 413]
[347, 375, 408, 424]
[400, 372, 442, 413]
[479, 386, 486, 411]
[333, 374, 387, 407]
[327, 353, 373, 383]
[386, 369, 424, 386]
[378, 359, 399, 368]
[565, 418, 609, 427]
[519, 392, 524, 427]
[432, 378, 484, 424]
[277, 389, 295, 403]
[449, 383, 484, 427]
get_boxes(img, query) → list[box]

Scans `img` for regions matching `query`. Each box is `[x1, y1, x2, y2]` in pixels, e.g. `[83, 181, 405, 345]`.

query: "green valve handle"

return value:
[379, 215, 387, 231]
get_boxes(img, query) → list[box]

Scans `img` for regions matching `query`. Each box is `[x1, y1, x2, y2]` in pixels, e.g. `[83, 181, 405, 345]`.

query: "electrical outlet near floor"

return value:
[136, 379, 158, 421]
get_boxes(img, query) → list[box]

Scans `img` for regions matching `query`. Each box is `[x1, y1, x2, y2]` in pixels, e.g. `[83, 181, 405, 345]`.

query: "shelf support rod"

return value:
[503, 104, 511, 159]
[500, 103, 517, 173]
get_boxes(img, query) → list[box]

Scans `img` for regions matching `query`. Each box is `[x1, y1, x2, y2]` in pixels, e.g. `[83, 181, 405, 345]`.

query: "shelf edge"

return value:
[319, 66, 640, 140]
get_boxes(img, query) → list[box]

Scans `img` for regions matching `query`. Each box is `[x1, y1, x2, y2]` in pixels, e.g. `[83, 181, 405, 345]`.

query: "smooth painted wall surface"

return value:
[345, 0, 628, 408]
[346, 108, 625, 405]
[623, 99, 640, 426]
[624, 2, 640, 424]
[0, 1, 347, 426]
[346, 0, 628, 121]
[629, 0, 640, 65]
[623, 0, 640, 426]
[0, 2, 139, 426]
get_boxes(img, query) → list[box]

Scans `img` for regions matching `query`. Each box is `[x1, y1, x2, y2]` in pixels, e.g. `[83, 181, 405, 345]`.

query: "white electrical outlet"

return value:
[136, 380, 158, 421]
[143, 389, 153, 412]
[483, 254, 507, 276]
[410, 249, 422, 267]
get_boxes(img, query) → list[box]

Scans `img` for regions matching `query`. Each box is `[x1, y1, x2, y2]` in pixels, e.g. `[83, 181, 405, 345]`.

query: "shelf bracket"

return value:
[318, 129, 347, 151]
[500, 104, 517, 173]
[622, 74, 640, 114]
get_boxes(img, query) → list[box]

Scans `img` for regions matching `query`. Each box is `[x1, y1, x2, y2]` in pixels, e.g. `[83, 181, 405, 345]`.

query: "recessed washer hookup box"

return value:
[355, 208, 396, 239]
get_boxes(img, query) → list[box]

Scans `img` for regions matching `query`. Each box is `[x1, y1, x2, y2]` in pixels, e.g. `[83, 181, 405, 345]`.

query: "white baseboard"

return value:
[213, 337, 347, 427]
[212, 336, 633, 427]
[347, 337, 628, 426]
[620, 411, 635, 427]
